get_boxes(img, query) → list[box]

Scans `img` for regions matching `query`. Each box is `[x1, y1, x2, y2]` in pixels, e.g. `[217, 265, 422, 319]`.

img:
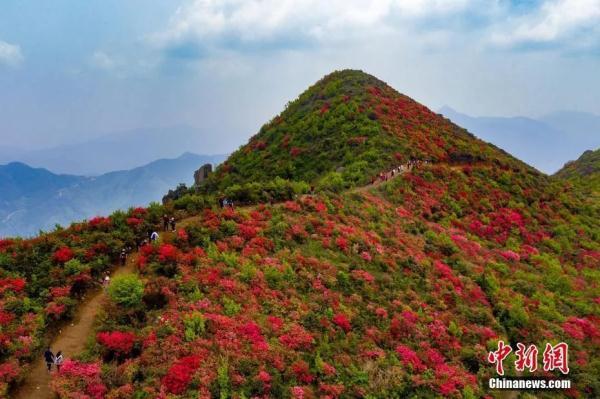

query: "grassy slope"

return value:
[555, 148, 600, 209]
[204, 70, 531, 192]
[62, 160, 599, 398]
[1, 70, 598, 398]
[49, 71, 598, 398]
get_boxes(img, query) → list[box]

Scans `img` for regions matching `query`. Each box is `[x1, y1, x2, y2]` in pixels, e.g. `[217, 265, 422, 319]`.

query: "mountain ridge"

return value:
[0, 153, 225, 237]
[439, 106, 600, 173]
[201, 69, 533, 195]
[0, 126, 232, 175]
[555, 148, 600, 209]
[0, 70, 598, 398]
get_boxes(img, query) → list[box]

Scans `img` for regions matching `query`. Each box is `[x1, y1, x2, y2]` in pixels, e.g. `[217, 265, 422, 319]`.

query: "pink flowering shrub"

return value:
[52, 360, 107, 399]
[53, 246, 74, 263]
[96, 331, 137, 354]
[395, 345, 426, 371]
[162, 355, 202, 394]
[332, 313, 351, 333]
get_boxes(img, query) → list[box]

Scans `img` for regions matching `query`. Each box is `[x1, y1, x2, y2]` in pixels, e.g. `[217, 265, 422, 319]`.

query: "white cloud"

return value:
[0, 40, 23, 67]
[90, 51, 118, 70]
[151, 0, 475, 55]
[491, 0, 600, 46]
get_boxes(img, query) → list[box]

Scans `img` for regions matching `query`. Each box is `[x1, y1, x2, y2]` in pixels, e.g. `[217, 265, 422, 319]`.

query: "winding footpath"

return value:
[10, 180, 399, 398]
[13, 259, 136, 399]
[12, 161, 481, 398]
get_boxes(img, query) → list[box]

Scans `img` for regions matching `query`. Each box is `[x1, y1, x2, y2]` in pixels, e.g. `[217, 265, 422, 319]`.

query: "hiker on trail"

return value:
[150, 231, 159, 242]
[170, 217, 176, 231]
[119, 249, 127, 266]
[103, 274, 110, 290]
[44, 347, 54, 372]
[162, 215, 169, 231]
[54, 351, 64, 372]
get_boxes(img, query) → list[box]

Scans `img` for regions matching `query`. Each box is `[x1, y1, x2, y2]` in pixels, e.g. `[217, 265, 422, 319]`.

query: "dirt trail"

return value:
[12, 161, 484, 398]
[352, 166, 411, 194]
[12, 259, 136, 399]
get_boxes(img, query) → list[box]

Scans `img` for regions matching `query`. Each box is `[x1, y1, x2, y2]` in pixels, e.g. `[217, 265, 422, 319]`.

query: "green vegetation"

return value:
[555, 148, 600, 210]
[108, 274, 144, 308]
[2, 70, 598, 398]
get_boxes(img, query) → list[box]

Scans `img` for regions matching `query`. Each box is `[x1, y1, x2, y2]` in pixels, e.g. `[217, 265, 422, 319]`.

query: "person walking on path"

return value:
[170, 217, 176, 231]
[54, 351, 64, 372]
[119, 249, 127, 266]
[44, 347, 54, 372]
[162, 215, 169, 231]
[102, 274, 110, 291]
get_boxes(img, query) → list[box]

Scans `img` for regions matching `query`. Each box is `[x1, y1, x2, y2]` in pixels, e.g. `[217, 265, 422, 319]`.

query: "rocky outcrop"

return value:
[194, 163, 213, 186]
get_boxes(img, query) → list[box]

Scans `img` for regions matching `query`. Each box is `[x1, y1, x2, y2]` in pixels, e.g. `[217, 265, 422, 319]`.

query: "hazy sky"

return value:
[1, 0, 599, 152]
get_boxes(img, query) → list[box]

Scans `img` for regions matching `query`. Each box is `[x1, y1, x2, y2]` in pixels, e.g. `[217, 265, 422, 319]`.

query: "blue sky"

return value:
[1, 0, 599, 151]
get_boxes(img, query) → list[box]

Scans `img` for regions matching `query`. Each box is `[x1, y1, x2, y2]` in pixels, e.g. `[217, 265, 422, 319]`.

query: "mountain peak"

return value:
[555, 147, 600, 179]
[204, 70, 526, 191]
[438, 105, 458, 115]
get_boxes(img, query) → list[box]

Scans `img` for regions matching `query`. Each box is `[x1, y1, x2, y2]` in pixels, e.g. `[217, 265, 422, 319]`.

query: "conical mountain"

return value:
[208, 70, 531, 190]
[2, 71, 599, 398]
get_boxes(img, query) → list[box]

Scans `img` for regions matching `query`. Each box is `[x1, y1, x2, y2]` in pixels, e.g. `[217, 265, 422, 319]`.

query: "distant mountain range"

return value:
[0, 153, 225, 237]
[0, 125, 231, 176]
[439, 107, 600, 174]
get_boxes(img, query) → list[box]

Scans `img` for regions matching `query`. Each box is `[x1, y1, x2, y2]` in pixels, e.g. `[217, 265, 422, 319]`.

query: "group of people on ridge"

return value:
[371, 159, 430, 184]
[218, 197, 235, 209]
[43, 347, 64, 372]
[162, 214, 177, 231]
[137, 215, 176, 249]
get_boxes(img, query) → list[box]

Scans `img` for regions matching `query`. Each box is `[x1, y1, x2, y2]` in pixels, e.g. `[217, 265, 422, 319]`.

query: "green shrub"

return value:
[317, 172, 347, 193]
[222, 297, 241, 316]
[108, 274, 144, 308]
[183, 312, 206, 341]
[64, 259, 86, 276]
[173, 194, 214, 212]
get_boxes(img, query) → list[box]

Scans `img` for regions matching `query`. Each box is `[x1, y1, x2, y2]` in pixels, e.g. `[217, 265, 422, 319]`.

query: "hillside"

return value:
[439, 107, 600, 174]
[555, 148, 600, 208]
[0, 162, 83, 201]
[1, 70, 598, 398]
[201, 70, 531, 194]
[0, 153, 225, 237]
[555, 149, 600, 179]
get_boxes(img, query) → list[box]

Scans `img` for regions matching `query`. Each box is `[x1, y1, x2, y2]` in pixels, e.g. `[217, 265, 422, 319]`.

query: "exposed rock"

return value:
[194, 163, 213, 186]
